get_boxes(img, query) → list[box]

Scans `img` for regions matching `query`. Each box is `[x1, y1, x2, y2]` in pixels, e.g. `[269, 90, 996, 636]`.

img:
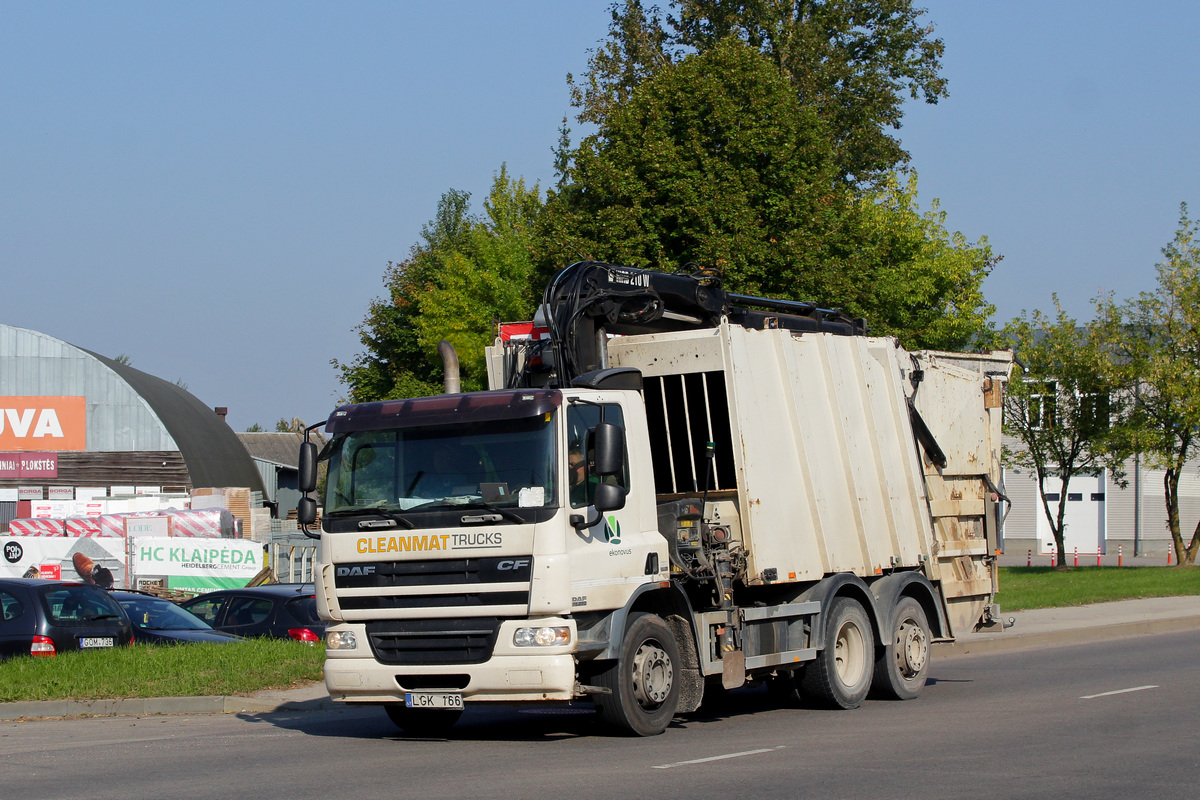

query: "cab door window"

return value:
[567, 403, 628, 508]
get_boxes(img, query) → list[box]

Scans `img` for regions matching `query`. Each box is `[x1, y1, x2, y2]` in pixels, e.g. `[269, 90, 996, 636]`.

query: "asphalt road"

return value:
[2, 629, 1197, 800]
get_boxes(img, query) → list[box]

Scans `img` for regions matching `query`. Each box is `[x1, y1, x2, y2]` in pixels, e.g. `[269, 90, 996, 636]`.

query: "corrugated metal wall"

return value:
[1002, 438, 1199, 549]
[0, 325, 177, 452]
[252, 458, 279, 503]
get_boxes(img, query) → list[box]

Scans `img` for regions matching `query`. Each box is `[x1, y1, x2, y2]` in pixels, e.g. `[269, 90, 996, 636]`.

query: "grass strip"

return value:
[0, 639, 324, 703]
[997, 565, 1200, 611]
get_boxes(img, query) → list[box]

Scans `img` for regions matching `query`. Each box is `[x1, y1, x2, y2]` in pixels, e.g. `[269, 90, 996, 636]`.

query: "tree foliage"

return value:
[1002, 298, 1126, 568]
[546, 38, 993, 349]
[335, 168, 543, 401]
[1095, 205, 1200, 566]
[849, 174, 995, 349]
[570, 0, 948, 183]
[546, 37, 846, 296]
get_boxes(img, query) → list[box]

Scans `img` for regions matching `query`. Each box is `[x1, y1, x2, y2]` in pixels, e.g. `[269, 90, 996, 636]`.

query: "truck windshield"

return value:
[324, 415, 557, 516]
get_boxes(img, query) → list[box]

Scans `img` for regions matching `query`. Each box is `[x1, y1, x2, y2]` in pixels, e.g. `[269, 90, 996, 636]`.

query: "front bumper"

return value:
[323, 618, 578, 704]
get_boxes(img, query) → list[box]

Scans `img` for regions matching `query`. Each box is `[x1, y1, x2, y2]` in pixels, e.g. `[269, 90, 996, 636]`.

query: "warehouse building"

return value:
[0, 324, 264, 527]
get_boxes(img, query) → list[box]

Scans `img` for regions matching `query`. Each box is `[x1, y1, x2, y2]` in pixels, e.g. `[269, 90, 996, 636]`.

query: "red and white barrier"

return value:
[64, 517, 104, 537]
[7, 509, 225, 539]
[7, 518, 63, 536]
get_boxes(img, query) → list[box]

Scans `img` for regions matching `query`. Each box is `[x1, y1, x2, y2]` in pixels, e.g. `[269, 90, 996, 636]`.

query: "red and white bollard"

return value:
[1118, 544, 1123, 567]
[1096, 551, 1101, 567]
[1051, 551, 1056, 568]
[1074, 547, 1078, 568]
[1027, 549, 1032, 567]
[1168, 548, 1173, 565]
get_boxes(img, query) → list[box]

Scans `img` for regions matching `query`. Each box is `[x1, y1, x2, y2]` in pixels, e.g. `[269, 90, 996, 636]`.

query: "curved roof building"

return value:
[0, 324, 263, 494]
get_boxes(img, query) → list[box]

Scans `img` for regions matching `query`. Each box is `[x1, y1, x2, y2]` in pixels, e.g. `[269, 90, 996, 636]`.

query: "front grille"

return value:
[335, 555, 533, 616]
[367, 618, 502, 665]
[335, 556, 532, 588]
[341, 591, 527, 611]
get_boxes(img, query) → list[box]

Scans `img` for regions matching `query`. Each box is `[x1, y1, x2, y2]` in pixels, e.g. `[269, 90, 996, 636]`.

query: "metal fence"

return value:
[268, 532, 318, 583]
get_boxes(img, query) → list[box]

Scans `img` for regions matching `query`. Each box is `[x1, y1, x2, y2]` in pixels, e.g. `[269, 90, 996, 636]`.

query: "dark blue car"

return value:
[180, 584, 324, 643]
[110, 591, 241, 645]
[0, 578, 134, 659]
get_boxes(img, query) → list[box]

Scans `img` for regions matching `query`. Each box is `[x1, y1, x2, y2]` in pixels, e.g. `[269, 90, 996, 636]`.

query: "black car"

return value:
[0, 578, 134, 659]
[180, 584, 325, 643]
[110, 591, 242, 645]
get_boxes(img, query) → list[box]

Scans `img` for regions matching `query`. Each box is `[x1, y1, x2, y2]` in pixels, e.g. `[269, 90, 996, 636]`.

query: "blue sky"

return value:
[3, 2, 1197, 431]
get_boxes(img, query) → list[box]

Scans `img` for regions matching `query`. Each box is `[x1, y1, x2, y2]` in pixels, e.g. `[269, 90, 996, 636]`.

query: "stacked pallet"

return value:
[190, 487, 252, 538]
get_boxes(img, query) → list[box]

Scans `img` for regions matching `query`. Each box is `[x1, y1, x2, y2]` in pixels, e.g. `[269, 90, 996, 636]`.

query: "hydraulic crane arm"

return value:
[508, 261, 866, 387]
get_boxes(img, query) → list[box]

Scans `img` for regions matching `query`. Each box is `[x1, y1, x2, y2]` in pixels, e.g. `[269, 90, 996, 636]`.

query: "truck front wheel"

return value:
[800, 596, 873, 709]
[870, 596, 931, 700]
[593, 612, 681, 736]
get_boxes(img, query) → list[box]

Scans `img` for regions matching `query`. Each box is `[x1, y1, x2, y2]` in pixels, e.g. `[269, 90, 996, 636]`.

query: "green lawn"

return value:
[0, 638, 324, 703]
[997, 565, 1200, 611]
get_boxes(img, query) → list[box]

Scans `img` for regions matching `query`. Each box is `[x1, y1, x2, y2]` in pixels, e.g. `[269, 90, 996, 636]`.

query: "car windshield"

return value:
[324, 415, 557, 514]
[38, 584, 125, 625]
[118, 596, 213, 631]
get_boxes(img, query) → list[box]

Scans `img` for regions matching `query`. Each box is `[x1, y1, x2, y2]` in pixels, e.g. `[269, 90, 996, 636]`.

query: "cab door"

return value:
[563, 395, 665, 612]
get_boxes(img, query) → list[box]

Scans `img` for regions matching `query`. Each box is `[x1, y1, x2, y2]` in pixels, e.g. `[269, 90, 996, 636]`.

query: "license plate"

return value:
[80, 637, 114, 649]
[405, 692, 463, 710]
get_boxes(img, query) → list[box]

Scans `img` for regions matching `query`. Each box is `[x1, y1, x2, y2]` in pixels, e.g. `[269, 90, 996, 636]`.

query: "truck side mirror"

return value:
[298, 441, 318, 493]
[297, 496, 317, 526]
[593, 422, 624, 476]
[592, 481, 626, 513]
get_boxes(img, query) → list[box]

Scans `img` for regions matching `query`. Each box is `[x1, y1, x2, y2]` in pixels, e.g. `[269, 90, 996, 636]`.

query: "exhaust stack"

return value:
[439, 340, 460, 394]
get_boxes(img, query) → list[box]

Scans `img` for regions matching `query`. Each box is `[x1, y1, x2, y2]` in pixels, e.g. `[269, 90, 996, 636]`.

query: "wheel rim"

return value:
[833, 618, 867, 686]
[895, 618, 929, 679]
[631, 639, 673, 709]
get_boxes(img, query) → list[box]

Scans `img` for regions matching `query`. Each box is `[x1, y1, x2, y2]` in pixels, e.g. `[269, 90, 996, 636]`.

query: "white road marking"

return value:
[1080, 685, 1159, 700]
[652, 746, 785, 770]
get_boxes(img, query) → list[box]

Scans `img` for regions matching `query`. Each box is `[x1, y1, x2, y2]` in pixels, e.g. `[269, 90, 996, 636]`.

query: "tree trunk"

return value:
[1184, 518, 1200, 566]
[1165, 469, 1186, 565]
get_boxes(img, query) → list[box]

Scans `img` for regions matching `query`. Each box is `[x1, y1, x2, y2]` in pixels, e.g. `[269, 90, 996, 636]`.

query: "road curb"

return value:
[0, 691, 335, 722]
[934, 614, 1200, 658]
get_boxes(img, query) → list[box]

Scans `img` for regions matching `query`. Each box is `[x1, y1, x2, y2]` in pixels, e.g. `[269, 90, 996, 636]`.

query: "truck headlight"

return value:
[326, 631, 358, 650]
[513, 626, 571, 647]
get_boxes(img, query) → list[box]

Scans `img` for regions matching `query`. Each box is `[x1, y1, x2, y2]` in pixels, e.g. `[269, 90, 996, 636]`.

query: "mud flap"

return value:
[722, 650, 746, 690]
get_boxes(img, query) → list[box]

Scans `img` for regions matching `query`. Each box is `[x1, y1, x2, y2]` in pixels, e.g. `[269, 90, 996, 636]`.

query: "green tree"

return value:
[1096, 205, 1200, 566]
[276, 417, 306, 433]
[847, 173, 995, 349]
[1002, 298, 1126, 569]
[546, 37, 848, 296]
[336, 167, 543, 402]
[245, 423, 265, 432]
[571, 0, 947, 183]
[544, 39, 993, 349]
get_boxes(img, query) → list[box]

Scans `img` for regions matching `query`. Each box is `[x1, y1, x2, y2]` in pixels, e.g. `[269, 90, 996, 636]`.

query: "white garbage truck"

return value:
[297, 262, 1012, 736]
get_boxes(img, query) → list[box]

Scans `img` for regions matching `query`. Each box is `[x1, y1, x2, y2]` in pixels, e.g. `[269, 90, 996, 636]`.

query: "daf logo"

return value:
[497, 559, 530, 571]
[336, 565, 377, 577]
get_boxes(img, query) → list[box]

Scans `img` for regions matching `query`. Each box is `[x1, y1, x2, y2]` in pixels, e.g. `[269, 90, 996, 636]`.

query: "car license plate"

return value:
[80, 637, 114, 649]
[405, 692, 463, 710]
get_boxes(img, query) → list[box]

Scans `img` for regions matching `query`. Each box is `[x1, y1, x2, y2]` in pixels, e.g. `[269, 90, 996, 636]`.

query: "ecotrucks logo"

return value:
[604, 515, 621, 545]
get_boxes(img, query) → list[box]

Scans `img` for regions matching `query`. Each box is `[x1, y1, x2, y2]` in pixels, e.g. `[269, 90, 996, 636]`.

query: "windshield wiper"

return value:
[455, 501, 525, 525]
[326, 507, 415, 529]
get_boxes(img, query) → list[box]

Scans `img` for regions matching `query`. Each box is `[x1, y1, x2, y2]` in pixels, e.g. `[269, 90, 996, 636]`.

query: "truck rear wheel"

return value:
[871, 596, 931, 700]
[383, 704, 463, 737]
[800, 596, 873, 709]
[593, 612, 680, 736]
